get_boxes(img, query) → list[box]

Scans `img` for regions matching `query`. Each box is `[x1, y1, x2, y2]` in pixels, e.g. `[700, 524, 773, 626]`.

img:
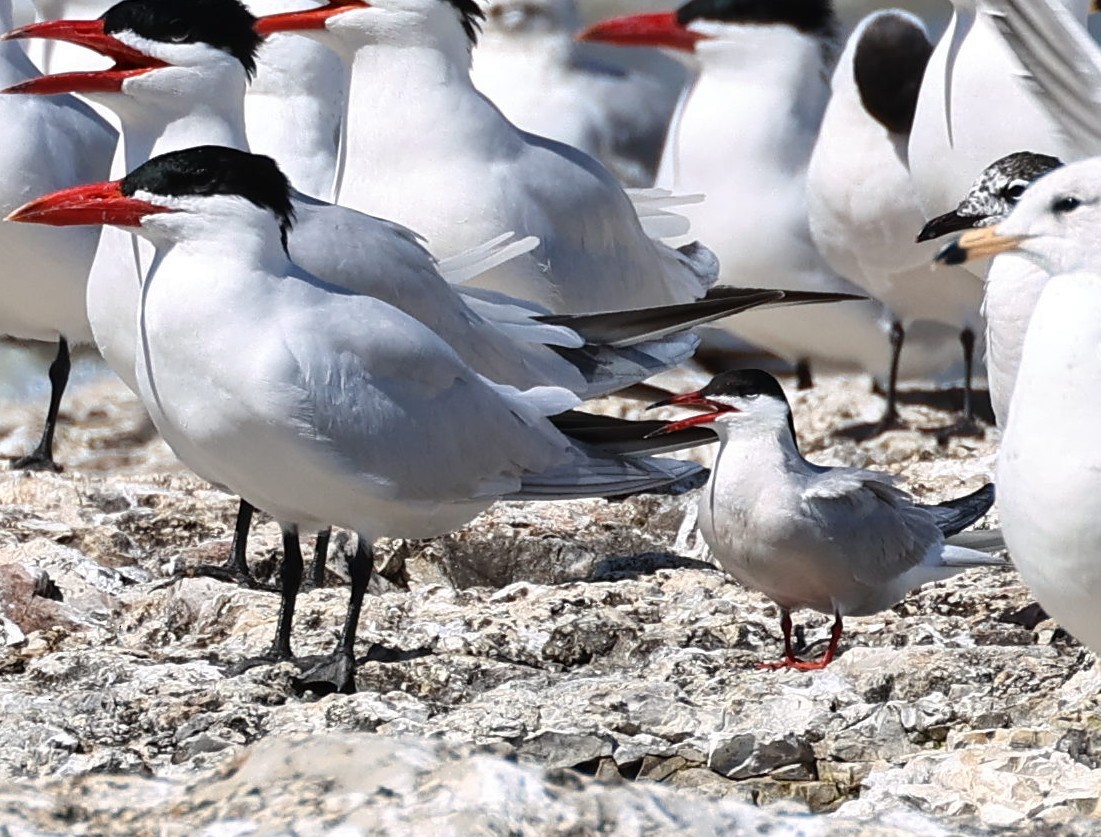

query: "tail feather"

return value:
[537, 286, 861, 348]
[437, 232, 541, 285]
[511, 454, 702, 500]
[921, 483, 996, 537]
[550, 409, 717, 456]
[946, 527, 1006, 553]
[553, 334, 700, 400]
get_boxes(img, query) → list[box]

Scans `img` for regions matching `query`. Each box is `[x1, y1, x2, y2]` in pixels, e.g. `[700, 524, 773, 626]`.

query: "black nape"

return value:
[675, 0, 835, 36]
[853, 13, 932, 135]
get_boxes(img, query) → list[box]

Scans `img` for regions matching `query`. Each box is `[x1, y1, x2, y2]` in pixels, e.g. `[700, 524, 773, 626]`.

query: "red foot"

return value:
[757, 656, 831, 672]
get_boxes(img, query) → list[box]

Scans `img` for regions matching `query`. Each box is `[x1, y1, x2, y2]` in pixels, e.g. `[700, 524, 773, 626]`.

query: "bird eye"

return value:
[1003, 182, 1027, 201]
[1052, 195, 1081, 215]
[744, 392, 759, 400]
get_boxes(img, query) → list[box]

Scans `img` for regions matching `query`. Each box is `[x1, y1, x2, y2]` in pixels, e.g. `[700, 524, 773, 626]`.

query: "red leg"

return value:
[759, 611, 844, 671]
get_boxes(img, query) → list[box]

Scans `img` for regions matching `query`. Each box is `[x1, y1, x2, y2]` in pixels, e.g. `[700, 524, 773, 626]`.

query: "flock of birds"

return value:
[1, 0, 1100, 694]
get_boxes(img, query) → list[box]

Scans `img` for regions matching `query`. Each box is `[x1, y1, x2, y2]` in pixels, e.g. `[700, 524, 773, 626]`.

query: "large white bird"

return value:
[470, 0, 683, 187]
[9, 145, 707, 693]
[649, 369, 1000, 669]
[807, 10, 986, 438]
[0, 0, 115, 471]
[920, 151, 1063, 427]
[253, 0, 721, 315]
[935, 159, 1101, 656]
[907, 0, 1090, 224]
[580, 0, 927, 388]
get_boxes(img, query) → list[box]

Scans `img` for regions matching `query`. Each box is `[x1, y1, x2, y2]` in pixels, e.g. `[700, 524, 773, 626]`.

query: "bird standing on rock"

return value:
[650, 370, 1000, 670]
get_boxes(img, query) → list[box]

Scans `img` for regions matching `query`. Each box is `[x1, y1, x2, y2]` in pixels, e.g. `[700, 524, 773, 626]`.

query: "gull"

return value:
[649, 369, 1001, 669]
[254, 0, 723, 314]
[0, 0, 115, 471]
[8, 145, 709, 693]
[806, 9, 986, 439]
[933, 158, 1101, 655]
[919, 151, 1063, 426]
[579, 0, 938, 389]
[470, 0, 683, 187]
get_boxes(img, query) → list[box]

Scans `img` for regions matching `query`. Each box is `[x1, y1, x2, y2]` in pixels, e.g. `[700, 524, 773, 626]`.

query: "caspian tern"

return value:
[920, 151, 1063, 426]
[649, 369, 1000, 669]
[0, 0, 115, 471]
[253, 0, 722, 315]
[907, 0, 1089, 226]
[579, 0, 942, 388]
[9, 145, 709, 693]
[806, 10, 986, 439]
[933, 159, 1101, 657]
[5, 0, 857, 583]
[470, 0, 683, 187]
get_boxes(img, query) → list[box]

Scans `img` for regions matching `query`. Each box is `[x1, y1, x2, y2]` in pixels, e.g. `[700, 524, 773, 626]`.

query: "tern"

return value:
[253, 0, 723, 315]
[0, 0, 115, 471]
[649, 369, 1001, 669]
[470, 0, 683, 187]
[806, 10, 986, 439]
[907, 0, 1088, 226]
[933, 159, 1101, 656]
[6, 0, 857, 580]
[920, 151, 1064, 426]
[580, 0, 943, 388]
[9, 145, 714, 694]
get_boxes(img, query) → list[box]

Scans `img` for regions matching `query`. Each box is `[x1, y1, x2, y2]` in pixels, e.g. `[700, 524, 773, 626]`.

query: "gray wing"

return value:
[800, 468, 944, 586]
[984, 0, 1101, 156]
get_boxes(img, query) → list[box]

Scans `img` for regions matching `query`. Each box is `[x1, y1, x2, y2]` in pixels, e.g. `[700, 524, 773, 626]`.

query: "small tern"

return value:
[921, 151, 1064, 426]
[933, 159, 1101, 656]
[649, 369, 1001, 670]
[806, 10, 985, 439]
[9, 145, 710, 694]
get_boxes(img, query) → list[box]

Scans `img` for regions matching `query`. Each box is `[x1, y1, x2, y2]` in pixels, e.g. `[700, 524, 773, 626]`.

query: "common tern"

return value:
[9, 145, 711, 694]
[806, 10, 985, 439]
[920, 151, 1064, 426]
[0, 0, 115, 471]
[254, 0, 722, 314]
[580, 0, 935, 387]
[933, 159, 1101, 655]
[470, 0, 682, 187]
[649, 369, 1001, 669]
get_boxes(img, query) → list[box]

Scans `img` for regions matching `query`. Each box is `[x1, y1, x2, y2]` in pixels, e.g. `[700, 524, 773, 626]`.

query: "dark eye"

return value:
[1003, 182, 1027, 201]
[1052, 195, 1081, 215]
[744, 391, 759, 400]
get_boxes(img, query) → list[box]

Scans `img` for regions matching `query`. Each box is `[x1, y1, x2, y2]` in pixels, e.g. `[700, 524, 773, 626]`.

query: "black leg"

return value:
[311, 527, 331, 588]
[837, 321, 908, 441]
[226, 499, 254, 577]
[12, 338, 70, 472]
[268, 525, 303, 660]
[795, 359, 813, 391]
[935, 327, 985, 444]
[296, 537, 374, 695]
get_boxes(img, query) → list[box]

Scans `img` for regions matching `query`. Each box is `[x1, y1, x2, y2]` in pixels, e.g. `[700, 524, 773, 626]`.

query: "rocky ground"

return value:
[0, 371, 1097, 835]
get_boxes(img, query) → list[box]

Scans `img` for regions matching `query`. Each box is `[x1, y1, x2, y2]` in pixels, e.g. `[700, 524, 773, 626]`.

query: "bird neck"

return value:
[114, 96, 250, 177]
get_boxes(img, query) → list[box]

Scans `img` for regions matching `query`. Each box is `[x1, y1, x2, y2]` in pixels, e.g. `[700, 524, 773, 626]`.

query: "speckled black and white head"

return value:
[918, 151, 1064, 242]
[852, 11, 931, 136]
[255, 0, 486, 62]
[649, 369, 797, 442]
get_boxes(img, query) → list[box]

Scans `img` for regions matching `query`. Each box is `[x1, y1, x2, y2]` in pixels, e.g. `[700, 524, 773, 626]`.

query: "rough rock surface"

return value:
[0, 373, 1097, 835]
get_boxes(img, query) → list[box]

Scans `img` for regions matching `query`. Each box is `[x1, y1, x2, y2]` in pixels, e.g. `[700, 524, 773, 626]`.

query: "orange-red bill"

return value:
[646, 390, 735, 436]
[255, 0, 370, 35]
[2, 19, 159, 67]
[6, 180, 170, 227]
[577, 12, 707, 52]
